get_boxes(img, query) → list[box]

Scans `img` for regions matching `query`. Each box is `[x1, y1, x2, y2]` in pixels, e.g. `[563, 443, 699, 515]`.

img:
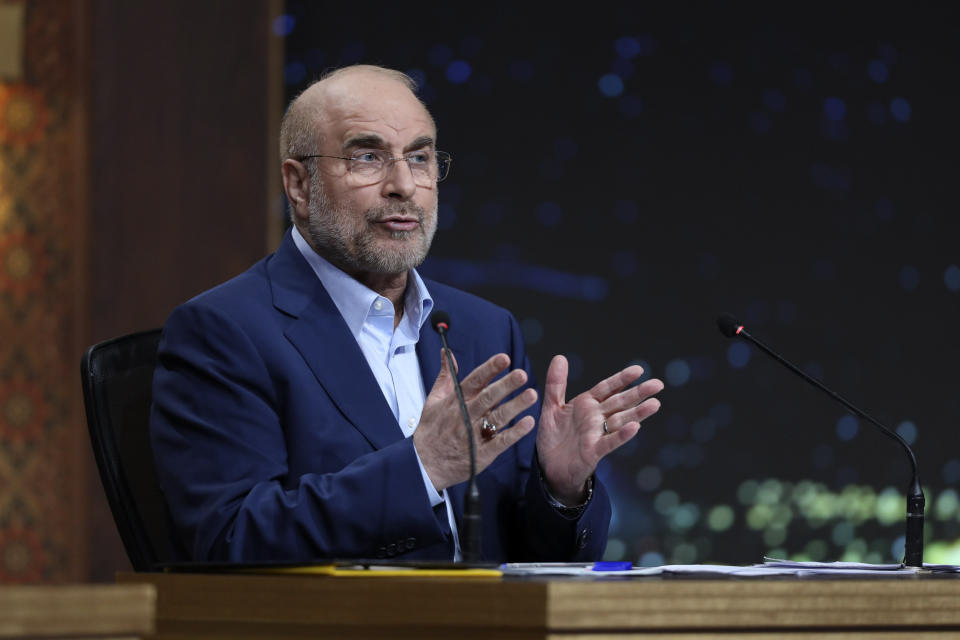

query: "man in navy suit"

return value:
[150, 65, 664, 563]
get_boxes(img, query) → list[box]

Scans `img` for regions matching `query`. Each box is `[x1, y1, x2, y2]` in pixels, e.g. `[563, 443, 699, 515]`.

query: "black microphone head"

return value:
[717, 313, 742, 338]
[431, 310, 451, 333]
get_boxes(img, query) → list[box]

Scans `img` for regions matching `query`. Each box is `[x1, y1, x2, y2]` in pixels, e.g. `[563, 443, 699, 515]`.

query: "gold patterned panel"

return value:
[0, 0, 84, 584]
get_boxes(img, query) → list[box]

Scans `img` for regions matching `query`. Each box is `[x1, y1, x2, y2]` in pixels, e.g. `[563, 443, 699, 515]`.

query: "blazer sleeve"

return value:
[150, 301, 453, 562]
[501, 311, 613, 561]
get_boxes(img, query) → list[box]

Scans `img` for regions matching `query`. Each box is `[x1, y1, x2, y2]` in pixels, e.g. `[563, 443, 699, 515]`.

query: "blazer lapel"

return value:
[269, 231, 402, 451]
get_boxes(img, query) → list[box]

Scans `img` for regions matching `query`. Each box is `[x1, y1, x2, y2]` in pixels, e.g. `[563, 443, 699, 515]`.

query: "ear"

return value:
[281, 159, 312, 225]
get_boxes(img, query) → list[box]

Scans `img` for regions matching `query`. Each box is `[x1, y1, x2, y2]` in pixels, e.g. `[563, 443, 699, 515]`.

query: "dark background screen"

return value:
[280, 5, 960, 565]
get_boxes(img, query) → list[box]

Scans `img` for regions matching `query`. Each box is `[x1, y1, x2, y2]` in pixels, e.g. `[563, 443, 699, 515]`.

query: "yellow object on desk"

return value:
[232, 563, 503, 578]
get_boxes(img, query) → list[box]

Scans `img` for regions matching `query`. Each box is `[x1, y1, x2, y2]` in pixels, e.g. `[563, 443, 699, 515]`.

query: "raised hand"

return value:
[413, 353, 537, 492]
[536, 355, 664, 504]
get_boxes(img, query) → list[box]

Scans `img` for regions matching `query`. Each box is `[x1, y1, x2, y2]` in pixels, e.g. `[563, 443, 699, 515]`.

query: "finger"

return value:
[427, 351, 456, 397]
[466, 367, 529, 418]
[605, 397, 662, 431]
[481, 415, 536, 456]
[595, 421, 642, 458]
[544, 355, 568, 407]
[599, 378, 664, 415]
[459, 353, 511, 398]
[588, 364, 646, 402]
[485, 387, 538, 429]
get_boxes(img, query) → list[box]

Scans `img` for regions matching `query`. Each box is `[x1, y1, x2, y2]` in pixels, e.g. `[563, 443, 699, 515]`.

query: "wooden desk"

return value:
[0, 584, 155, 639]
[118, 571, 960, 639]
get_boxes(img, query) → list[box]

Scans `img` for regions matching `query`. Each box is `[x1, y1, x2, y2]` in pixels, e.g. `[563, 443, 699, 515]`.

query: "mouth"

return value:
[376, 216, 421, 233]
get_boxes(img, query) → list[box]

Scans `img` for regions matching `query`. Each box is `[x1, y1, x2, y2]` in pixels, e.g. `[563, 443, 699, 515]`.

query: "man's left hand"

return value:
[536, 355, 664, 505]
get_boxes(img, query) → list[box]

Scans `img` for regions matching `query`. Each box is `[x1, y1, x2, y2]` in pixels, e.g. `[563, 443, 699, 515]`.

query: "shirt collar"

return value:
[292, 226, 433, 338]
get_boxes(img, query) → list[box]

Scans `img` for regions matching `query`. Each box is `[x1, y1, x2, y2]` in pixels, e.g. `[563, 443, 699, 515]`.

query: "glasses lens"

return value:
[346, 151, 452, 185]
[436, 152, 451, 182]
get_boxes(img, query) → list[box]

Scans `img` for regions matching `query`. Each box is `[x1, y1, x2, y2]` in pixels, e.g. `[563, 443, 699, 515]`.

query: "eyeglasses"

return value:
[296, 150, 452, 186]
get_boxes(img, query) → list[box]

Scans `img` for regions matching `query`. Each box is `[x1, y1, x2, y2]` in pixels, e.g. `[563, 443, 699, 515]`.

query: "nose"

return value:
[380, 157, 417, 200]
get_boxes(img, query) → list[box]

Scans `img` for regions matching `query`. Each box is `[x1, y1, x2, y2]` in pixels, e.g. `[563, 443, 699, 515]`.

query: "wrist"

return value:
[540, 471, 594, 518]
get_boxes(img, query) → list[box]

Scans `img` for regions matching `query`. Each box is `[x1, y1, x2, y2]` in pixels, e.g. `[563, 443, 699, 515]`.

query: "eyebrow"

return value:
[403, 136, 436, 153]
[342, 134, 387, 153]
[341, 134, 436, 154]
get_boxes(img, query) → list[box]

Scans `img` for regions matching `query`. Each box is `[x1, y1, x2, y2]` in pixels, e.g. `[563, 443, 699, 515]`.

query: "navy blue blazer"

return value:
[150, 230, 611, 563]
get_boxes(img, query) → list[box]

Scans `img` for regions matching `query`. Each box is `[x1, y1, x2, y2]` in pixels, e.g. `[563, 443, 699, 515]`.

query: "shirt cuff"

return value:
[413, 442, 445, 507]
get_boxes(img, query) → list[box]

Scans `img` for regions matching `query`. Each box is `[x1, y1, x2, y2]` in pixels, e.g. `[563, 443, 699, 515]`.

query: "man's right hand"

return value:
[413, 353, 537, 492]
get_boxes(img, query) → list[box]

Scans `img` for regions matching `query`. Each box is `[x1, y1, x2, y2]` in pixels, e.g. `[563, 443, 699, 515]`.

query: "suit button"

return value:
[386, 543, 397, 556]
[576, 529, 589, 550]
[375, 547, 387, 559]
[405, 537, 416, 550]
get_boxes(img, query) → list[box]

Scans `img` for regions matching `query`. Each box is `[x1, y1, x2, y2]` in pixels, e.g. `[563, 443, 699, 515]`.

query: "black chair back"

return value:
[81, 329, 171, 571]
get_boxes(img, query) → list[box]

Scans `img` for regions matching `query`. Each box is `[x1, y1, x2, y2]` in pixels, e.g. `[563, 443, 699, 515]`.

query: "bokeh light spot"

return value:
[604, 538, 626, 561]
[895, 420, 917, 445]
[654, 490, 679, 514]
[284, 61, 307, 86]
[934, 489, 959, 521]
[446, 60, 472, 84]
[727, 342, 751, 368]
[763, 89, 786, 111]
[944, 265, 960, 292]
[749, 111, 771, 134]
[671, 542, 698, 564]
[707, 505, 735, 532]
[635, 466, 662, 492]
[824, 97, 846, 121]
[891, 535, 905, 561]
[615, 36, 643, 59]
[429, 44, 453, 66]
[835, 415, 858, 441]
[876, 488, 902, 525]
[890, 97, 911, 122]
[598, 73, 624, 97]
[942, 459, 960, 484]
[520, 317, 544, 345]
[272, 14, 295, 37]
[867, 60, 888, 83]
[832, 521, 855, 546]
[665, 359, 691, 386]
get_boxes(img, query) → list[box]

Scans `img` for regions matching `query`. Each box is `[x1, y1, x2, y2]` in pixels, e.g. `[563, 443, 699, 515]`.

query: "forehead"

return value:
[316, 73, 436, 150]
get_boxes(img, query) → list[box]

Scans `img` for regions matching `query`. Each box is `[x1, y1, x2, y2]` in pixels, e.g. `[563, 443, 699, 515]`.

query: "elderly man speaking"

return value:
[150, 64, 664, 563]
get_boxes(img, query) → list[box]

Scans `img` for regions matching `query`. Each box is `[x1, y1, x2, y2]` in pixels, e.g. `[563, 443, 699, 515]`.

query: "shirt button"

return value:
[408, 417, 417, 429]
[373, 299, 385, 311]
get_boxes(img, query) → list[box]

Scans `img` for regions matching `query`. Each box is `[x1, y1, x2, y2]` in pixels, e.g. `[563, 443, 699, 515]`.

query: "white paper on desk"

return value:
[499, 563, 802, 577]
[760, 558, 922, 576]
[500, 561, 930, 578]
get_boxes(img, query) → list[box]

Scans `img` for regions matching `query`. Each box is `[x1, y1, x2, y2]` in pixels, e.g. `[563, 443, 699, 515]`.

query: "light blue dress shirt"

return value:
[292, 227, 461, 559]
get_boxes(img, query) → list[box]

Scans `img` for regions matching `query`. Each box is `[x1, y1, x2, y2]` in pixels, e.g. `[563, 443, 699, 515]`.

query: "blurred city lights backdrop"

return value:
[279, 5, 960, 564]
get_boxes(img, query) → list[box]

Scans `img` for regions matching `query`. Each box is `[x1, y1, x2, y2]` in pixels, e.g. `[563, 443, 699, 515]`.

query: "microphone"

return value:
[717, 312, 925, 567]
[430, 310, 482, 563]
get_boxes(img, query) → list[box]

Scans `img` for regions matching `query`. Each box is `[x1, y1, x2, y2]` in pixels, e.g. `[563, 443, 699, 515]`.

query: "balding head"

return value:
[279, 65, 433, 161]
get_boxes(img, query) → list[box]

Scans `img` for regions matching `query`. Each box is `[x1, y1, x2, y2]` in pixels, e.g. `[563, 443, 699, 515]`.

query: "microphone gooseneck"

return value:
[430, 310, 482, 563]
[717, 312, 925, 567]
